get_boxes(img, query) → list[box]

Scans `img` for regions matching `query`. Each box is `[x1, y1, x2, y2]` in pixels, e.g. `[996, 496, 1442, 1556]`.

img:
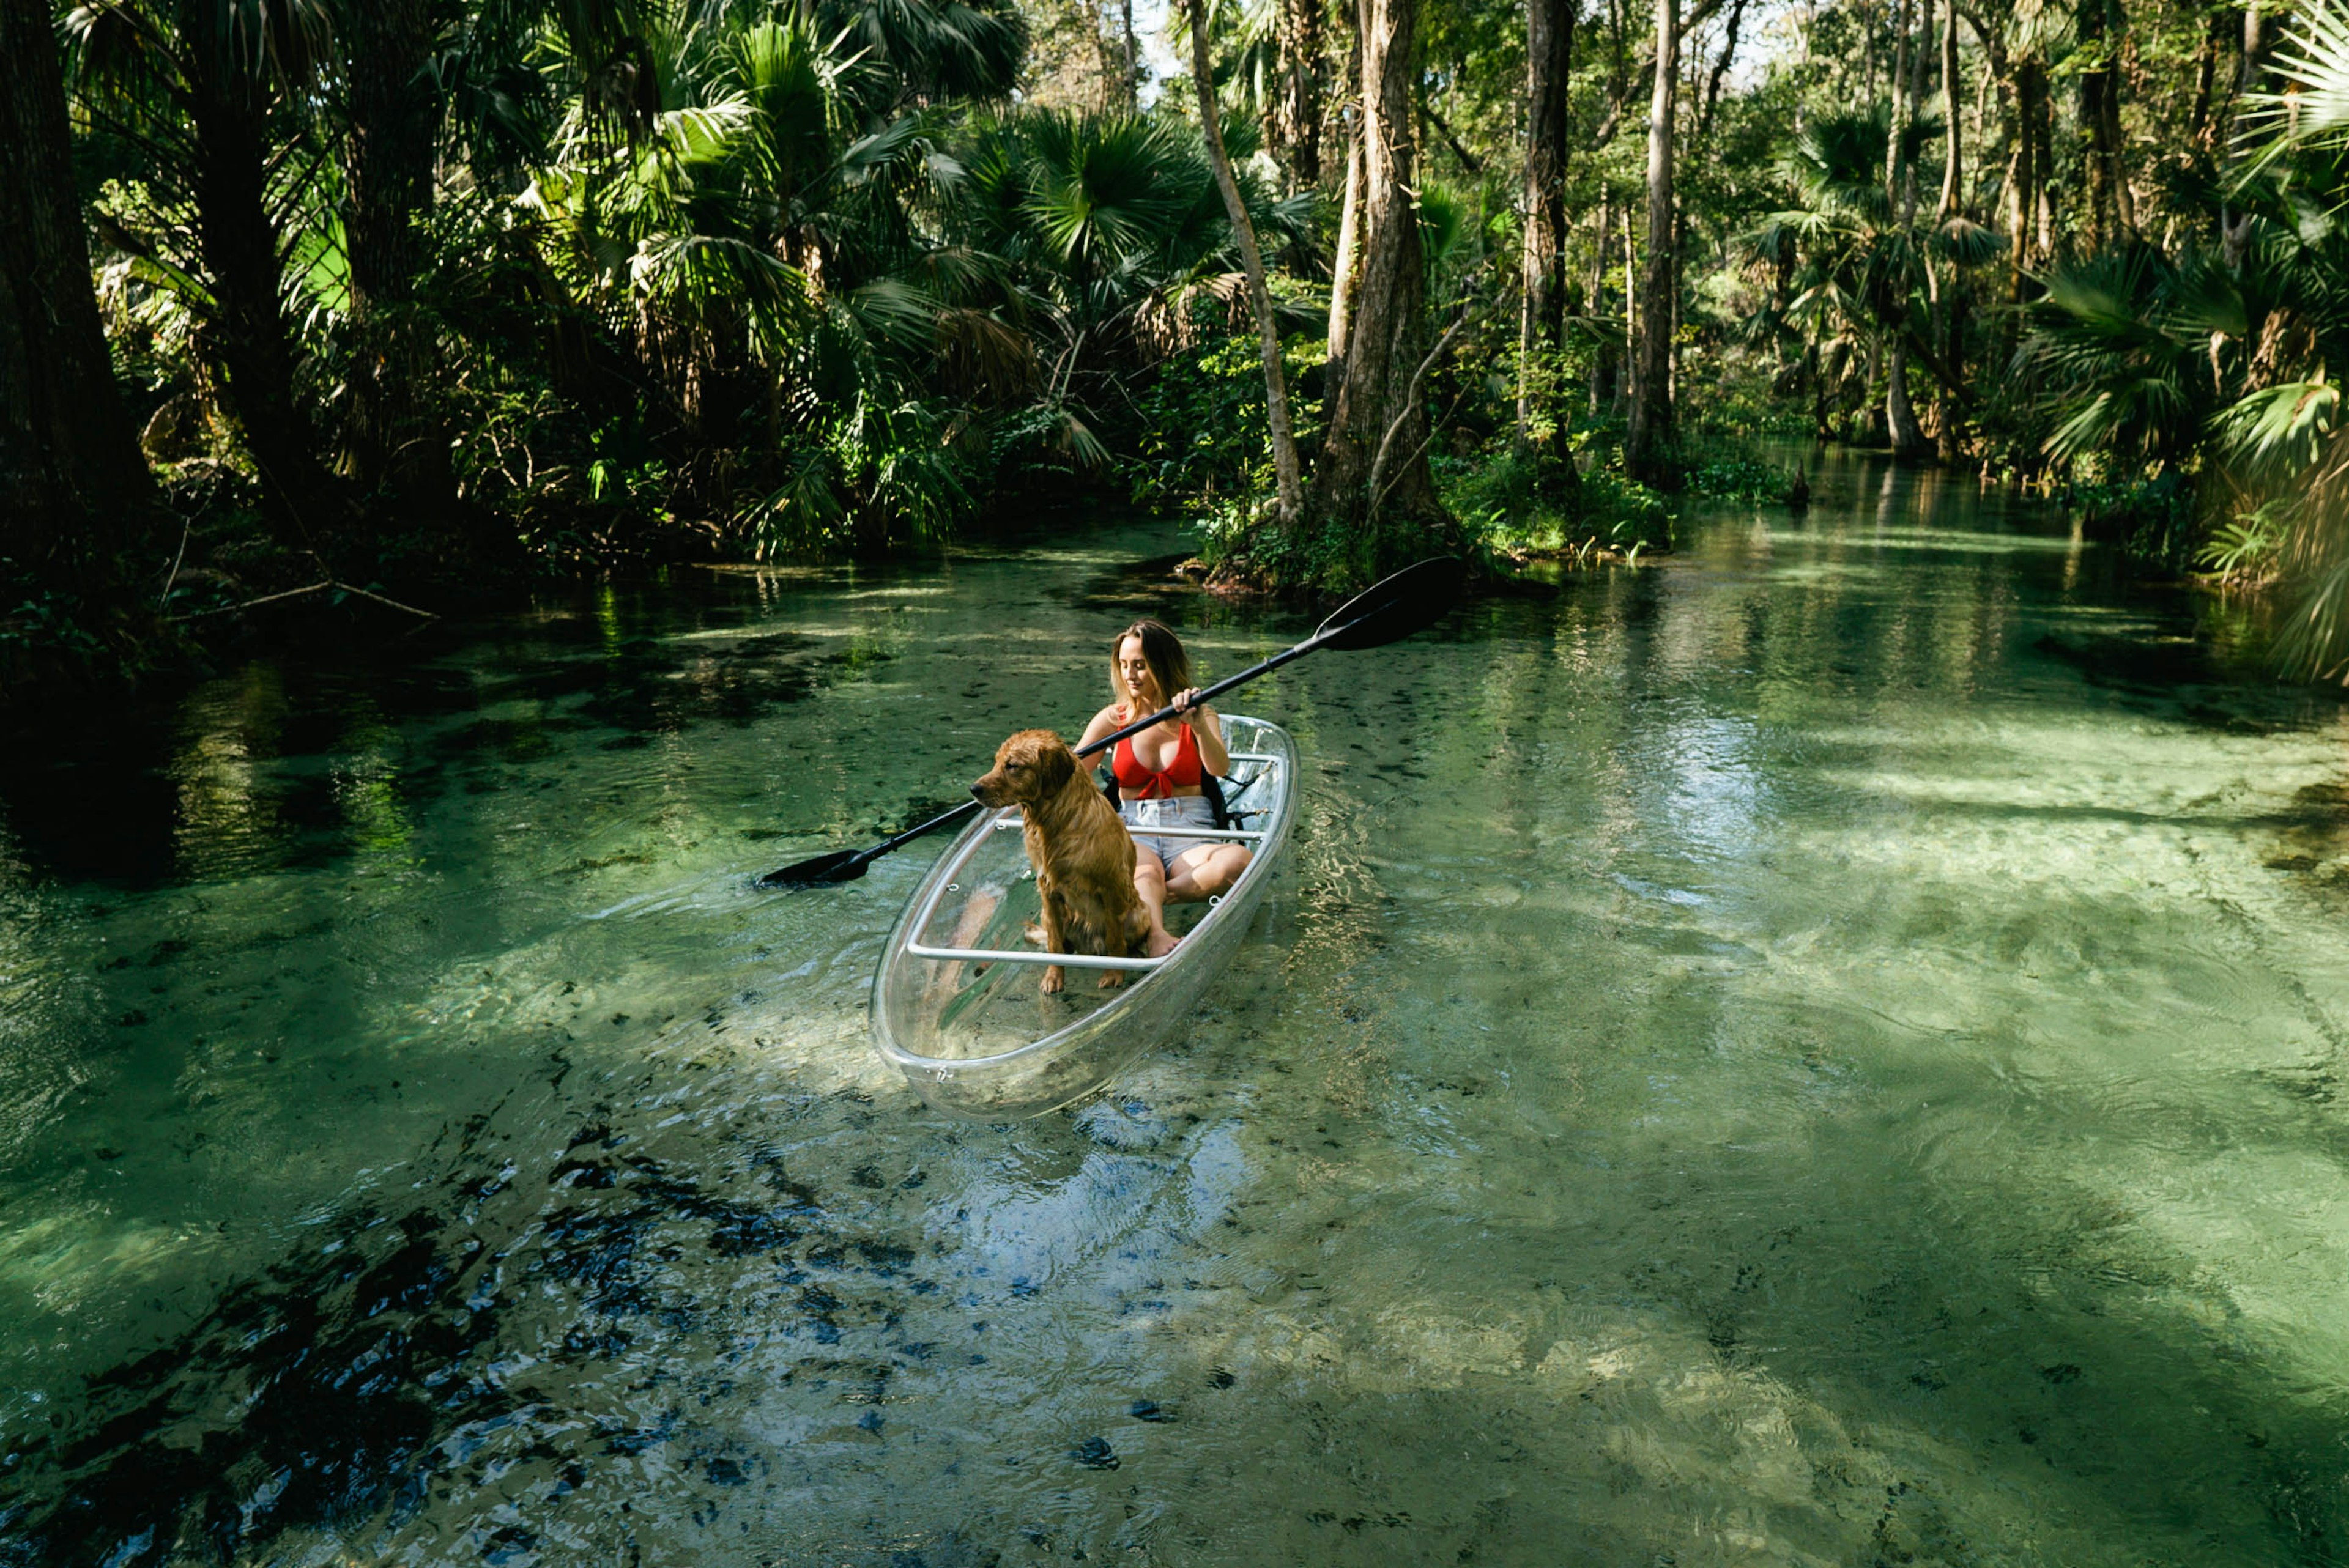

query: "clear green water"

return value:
[7, 457, 2349, 1566]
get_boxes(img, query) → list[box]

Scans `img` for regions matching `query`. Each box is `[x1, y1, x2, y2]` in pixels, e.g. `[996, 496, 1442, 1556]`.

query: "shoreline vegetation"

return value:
[11, 0, 2349, 694]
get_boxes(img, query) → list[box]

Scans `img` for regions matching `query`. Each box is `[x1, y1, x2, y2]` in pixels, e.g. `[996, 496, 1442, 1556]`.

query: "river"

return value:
[5, 453, 2348, 1565]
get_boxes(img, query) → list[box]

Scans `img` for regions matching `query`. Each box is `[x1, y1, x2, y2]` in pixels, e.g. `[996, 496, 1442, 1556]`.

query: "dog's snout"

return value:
[970, 783, 988, 802]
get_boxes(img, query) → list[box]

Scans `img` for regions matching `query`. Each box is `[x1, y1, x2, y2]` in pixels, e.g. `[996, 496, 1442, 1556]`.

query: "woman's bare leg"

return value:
[1132, 852, 1179, 957]
[1165, 844, 1251, 903]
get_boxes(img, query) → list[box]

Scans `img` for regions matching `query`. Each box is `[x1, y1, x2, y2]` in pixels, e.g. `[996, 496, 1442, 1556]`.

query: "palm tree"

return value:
[1743, 105, 1994, 452]
[518, 1, 1026, 550]
[1, 0, 159, 604]
[66, 0, 346, 533]
[956, 106, 1310, 443]
[2228, 0, 2349, 675]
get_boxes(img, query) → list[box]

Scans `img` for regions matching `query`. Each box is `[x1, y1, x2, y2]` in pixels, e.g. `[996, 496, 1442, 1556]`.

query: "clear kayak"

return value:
[872, 716, 1298, 1120]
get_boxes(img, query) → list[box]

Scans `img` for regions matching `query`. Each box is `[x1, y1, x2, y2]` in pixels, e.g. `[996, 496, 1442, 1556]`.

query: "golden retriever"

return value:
[971, 729, 1151, 993]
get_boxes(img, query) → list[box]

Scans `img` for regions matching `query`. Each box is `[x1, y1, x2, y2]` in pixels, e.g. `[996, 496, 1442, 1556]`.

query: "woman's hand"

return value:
[1176, 687, 1231, 774]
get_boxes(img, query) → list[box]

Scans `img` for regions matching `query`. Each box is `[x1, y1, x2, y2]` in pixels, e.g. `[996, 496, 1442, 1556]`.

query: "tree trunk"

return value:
[2079, 0, 2113, 248]
[1327, 130, 1363, 366]
[1910, 0, 1933, 199]
[2224, 3, 2269, 264]
[1937, 286, 1968, 460]
[184, 29, 345, 541]
[2009, 56, 2043, 298]
[1616, 198, 1635, 415]
[1884, 338, 1929, 456]
[1884, 0, 1931, 458]
[1274, 0, 1324, 187]
[1668, 205, 1683, 406]
[1625, 0, 1678, 482]
[2189, 4, 2223, 150]
[1327, 45, 1364, 377]
[338, 0, 449, 498]
[0, 0, 157, 591]
[1309, 0, 1452, 568]
[1121, 0, 1138, 109]
[1589, 193, 1615, 412]
[1861, 331, 1884, 442]
[1937, 2, 1962, 219]
[1516, 0, 1574, 459]
[1863, 0, 1877, 100]
[1695, 0, 1746, 146]
[1187, 0, 1305, 528]
[1934, 1, 1965, 461]
[1094, 0, 1123, 109]
[1887, 0, 1910, 196]
[2107, 9, 2134, 233]
[2030, 57, 2054, 259]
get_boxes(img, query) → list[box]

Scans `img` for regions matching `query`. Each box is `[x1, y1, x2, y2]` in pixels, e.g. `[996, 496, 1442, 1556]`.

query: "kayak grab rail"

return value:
[904, 808, 1170, 969]
[904, 943, 1163, 969]
[898, 747, 1283, 972]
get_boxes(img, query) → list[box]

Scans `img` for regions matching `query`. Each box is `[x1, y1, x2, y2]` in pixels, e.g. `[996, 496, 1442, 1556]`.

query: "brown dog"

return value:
[971, 729, 1151, 993]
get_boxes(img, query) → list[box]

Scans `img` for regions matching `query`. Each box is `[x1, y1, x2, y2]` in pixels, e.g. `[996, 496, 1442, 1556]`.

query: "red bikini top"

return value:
[1110, 717, 1202, 798]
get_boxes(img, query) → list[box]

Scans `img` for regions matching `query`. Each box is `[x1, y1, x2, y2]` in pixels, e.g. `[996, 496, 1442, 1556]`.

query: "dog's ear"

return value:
[1035, 741, 1076, 797]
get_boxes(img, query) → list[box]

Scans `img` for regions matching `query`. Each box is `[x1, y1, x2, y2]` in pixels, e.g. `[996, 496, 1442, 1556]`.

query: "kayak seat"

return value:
[1099, 767, 1252, 831]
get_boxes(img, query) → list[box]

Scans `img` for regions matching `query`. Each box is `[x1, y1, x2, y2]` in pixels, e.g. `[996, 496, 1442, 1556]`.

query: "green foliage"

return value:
[1683, 454, 1794, 503]
[1571, 468, 1675, 553]
[0, 567, 107, 664]
[2198, 503, 2290, 583]
[2067, 474, 2200, 569]
[1188, 498, 1357, 587]
[43, 0, 2349, 662]
[1433, 443, 1672, 564]
[739, 395, 981, 557]
[1124, 333, 1324, 508]
[2017, 246, 2224, 470]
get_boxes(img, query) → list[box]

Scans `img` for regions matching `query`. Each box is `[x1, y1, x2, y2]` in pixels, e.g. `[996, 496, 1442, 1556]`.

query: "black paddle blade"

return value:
[1316, 556, 1468, 650]
[754, 849, 871, 888]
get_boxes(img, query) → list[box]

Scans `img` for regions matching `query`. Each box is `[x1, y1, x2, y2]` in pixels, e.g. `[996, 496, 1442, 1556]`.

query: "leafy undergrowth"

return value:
[1433, 443, 1682, 570]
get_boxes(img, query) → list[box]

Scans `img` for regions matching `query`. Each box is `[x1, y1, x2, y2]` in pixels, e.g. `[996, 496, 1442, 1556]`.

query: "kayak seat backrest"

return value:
[1098, 767, 1245, 831]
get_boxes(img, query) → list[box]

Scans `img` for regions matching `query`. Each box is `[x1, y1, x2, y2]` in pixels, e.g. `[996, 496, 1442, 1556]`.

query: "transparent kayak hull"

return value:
[871, 717, 1297, 1120]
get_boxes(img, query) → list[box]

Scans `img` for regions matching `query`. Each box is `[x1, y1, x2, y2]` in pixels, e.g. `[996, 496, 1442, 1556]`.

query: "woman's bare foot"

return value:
[1144, 927, 1179, 959]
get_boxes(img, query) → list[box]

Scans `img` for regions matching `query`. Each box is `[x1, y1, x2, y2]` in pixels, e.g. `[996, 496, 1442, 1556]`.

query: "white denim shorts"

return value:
[1121, 794, 1217, 870]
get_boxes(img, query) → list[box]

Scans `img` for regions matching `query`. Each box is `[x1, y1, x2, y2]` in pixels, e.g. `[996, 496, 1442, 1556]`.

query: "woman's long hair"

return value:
[1108, 620, 1192, 717]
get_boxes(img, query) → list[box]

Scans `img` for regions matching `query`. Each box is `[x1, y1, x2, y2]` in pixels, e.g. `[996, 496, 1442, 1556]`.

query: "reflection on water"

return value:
[5, 462, 2349, 1565]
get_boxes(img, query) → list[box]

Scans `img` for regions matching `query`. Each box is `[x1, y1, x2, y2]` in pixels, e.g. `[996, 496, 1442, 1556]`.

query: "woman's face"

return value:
[1117, 637, 1157, 704]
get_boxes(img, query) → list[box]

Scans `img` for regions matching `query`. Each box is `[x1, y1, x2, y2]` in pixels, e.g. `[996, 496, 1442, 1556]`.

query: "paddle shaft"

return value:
[759, 554, 1462, 885]
[829, 627, 1338, 875]
[1073, 623, 1338, 762]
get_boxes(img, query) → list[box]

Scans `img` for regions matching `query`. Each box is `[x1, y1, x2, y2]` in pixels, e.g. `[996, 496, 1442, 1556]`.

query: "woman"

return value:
[1075, 620, 1252, 959]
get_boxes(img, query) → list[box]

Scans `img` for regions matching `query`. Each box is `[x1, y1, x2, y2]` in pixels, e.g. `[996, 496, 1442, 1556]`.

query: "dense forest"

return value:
[9, 0, 2349, 681]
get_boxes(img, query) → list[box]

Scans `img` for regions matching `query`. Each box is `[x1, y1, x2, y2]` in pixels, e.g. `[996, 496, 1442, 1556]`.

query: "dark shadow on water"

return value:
[0, 579, 852, 888]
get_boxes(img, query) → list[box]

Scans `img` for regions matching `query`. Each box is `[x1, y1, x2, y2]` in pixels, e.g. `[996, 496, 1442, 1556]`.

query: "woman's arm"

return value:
[1174, 692, 1232, 775]
[1074, 704, 1123, 756]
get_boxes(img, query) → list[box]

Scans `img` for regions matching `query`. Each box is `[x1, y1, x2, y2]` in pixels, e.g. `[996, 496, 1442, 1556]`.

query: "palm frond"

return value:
[2215, 380, 2339, 473]
[2244, 0, 2349, 158]
[1931, 215, 2005, 267]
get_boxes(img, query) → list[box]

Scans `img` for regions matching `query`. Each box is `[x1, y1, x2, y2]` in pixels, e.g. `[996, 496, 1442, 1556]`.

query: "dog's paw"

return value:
[1097, 969, 1128, 989]
[1040, 964, 1065, 994]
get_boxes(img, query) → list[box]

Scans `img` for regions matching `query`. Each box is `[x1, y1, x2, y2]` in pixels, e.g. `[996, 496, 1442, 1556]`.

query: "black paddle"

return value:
[754, 555, 1467, 887]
